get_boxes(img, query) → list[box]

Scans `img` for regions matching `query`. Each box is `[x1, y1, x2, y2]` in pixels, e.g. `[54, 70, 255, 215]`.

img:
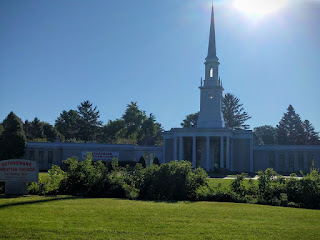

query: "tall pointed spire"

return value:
[207, 4, 217, 59]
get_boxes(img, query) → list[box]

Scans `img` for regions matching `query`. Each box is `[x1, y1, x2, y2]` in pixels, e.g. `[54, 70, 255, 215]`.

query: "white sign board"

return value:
[82, 151, 119, 161]
[0, 159, 38, 182]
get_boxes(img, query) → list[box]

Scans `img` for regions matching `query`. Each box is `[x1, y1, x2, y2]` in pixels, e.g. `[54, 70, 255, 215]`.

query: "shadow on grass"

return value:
[0, 195, 77, 209]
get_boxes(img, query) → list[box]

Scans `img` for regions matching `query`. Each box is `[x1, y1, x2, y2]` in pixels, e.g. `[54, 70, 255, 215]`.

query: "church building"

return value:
[24, 5, 320, 173]
[163, 6, 254, 173]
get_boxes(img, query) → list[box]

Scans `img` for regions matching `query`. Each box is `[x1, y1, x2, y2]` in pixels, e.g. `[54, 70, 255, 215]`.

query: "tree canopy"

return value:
[253, 125, 277, 145]
[0, 112, 26, 160]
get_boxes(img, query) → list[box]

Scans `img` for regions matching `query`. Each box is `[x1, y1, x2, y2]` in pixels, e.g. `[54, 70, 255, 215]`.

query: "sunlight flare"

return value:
[233, 0, 289, 17]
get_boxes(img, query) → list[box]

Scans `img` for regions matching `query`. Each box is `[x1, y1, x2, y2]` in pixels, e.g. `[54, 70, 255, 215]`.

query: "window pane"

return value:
[39, 151, 44, 164]
[48, 151, 53, 164]
[270, 153, 275, 168]
[279, 153, 284, 167]
[289, 153, 294, 168]
[29, 151, 35, 161]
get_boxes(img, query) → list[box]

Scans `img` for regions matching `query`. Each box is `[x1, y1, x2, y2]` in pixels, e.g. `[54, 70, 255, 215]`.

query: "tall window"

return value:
[210, 67, 213, 78]
[48, 151, 53, 164]
[269, 152, 275, 168]
[29, 151, 35, 161]
[298, 153, 304, 169]
[289, 153, 294, 168]
[279, 153, 284, 168]
[39, 151, 44, 164]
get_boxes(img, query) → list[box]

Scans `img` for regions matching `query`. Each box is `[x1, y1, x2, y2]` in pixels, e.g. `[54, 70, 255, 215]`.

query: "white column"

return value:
[192, 136, 196, 168]
[173, 137, 177, 160]
[163, 139, 166, 164]
[206, 136, 210, 171]
[226, 137, 230, 170]
[179, 137, 183, 161]
[250, 138, 254, 173]
[220, 137, 224, 169]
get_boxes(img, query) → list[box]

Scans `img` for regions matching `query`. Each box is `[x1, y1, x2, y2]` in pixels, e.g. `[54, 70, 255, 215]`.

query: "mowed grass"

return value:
[0, 196, 320, 239]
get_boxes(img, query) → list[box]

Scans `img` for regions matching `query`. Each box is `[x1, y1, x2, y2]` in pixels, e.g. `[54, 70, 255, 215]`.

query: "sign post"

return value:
[0, 159, 39, 195]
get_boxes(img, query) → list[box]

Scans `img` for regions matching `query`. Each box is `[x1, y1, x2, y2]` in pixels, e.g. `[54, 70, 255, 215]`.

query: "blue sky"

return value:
[1, 0, 320, 132]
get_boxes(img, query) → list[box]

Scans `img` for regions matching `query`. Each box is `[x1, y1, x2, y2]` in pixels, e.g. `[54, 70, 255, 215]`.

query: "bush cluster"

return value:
[196, 168, 320, 209]
[27, 158, 320, 209]
[29, 154, 208, 201]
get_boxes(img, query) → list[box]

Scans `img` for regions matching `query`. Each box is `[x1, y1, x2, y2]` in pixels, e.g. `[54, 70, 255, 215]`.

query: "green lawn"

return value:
[0, 196, 319, 239]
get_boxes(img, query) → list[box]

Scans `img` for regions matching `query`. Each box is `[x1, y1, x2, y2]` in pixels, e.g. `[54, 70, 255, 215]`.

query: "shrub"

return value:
[231, 173, 247, 197]
[257, 168, 286, 203]
[153, 157, 160, 165]
[137, 160, 208, 201]
[28, 165, 66, 195]
[138, 156, 146, 168]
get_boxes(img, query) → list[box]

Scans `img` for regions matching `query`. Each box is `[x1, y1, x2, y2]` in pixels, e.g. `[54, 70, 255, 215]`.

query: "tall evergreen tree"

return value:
[222, 93, 251, 129]
[29, 117, 45, 140]
[77, 100, 103, 142]
[303, 119, 320, 145]
[276, 105, 306, 145]
[0, 112, 26, 160]
[23, 120, 33, 141]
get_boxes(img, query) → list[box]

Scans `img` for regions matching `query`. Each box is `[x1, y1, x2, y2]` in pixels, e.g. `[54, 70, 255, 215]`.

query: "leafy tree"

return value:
[122, 102, 147, 139]
[97, 119, 125, 143]
[42, 122, 63, 142]
[181, 112, 199, 128]
[222, 93, 251, 129]
[303, 120, 320, 145]
[109, 102, 162, 146]
[181, 93, 251, 130]
[77, 100, 103, 142]
[139, 113, 163, 146]
[0, 112, 26, 160]
[55, 110, 81, 140]
[277, 105, 306, 145]
[253, 125, 277, 145]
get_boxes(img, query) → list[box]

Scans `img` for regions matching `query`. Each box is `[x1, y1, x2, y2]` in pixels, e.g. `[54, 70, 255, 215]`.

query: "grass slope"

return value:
[0, 196, 320, 239]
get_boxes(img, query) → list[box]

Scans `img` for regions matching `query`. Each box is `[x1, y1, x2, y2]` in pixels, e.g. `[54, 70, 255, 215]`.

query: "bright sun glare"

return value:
[233, 0, 289, 18]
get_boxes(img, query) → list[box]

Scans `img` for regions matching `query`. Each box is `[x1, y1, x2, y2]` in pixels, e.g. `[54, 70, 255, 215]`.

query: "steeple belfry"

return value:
[197, 3, 224, 128]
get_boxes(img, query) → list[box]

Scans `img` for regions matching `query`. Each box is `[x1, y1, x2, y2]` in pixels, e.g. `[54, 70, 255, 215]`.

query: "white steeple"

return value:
[197, 4, 225, 128]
